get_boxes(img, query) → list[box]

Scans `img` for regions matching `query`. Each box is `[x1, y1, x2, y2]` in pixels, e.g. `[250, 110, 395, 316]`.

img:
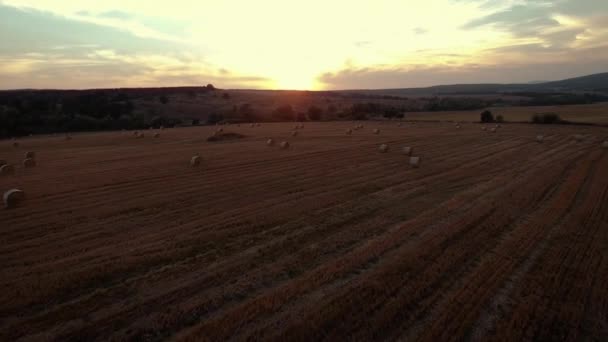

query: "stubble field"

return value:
[1, 121, 607, 341]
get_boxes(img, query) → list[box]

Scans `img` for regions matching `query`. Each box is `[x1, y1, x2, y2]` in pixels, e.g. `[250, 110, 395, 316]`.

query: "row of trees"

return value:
[0, 91, 188, 138]
[480, 110, 504, 123]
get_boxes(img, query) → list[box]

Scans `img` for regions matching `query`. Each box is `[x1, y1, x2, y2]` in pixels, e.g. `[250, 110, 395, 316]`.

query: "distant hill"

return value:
[539, 73, 608, 92]
[344, 72, 608, 96]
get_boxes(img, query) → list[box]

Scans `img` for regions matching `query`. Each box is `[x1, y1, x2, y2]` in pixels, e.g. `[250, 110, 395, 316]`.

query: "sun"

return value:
[274, 74, 320, 91]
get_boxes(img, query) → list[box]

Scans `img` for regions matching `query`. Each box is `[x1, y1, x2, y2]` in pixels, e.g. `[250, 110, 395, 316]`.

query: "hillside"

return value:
[346, 72, 608, 96]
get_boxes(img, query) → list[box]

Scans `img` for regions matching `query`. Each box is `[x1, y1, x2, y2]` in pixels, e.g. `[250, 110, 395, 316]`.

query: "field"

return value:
[1, 121, 608, 341]
[406, 102, 608, 124]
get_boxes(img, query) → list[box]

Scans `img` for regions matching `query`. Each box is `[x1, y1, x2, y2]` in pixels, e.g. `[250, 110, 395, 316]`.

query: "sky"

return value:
[0, 0, 607, 90]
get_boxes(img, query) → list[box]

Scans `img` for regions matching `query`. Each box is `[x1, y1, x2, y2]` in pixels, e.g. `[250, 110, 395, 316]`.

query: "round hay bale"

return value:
[402, 146, 413, 156]
[154, 132, 160, 138]
[190, 155, 201, 167]
[373, 128, 380, 135]
[280, 141, 290, 149]
[346, 128, 353, 135]
[25, 151, 35, 159]
[291, 131, 298, 137]
[266, 138, 275, 146]
[409, 156, 421, 168]
[23, 158, 36, 168]
[0, 164, 15, 176]
[536, 135, 544, 143]
[378, 144, 389, 153]
[3, 189, 25, 209]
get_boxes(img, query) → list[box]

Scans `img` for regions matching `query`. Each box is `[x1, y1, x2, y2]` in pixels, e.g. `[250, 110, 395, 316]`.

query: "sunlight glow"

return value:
[1, 0, 607, 89]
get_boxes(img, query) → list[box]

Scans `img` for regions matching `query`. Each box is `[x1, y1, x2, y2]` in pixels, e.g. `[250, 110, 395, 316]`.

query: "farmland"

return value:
[1, 121, 608, 341]
[405, 102, 608, 124]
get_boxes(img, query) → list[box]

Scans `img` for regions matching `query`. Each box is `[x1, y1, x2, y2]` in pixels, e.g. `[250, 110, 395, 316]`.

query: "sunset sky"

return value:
[1, 0, 607, 90]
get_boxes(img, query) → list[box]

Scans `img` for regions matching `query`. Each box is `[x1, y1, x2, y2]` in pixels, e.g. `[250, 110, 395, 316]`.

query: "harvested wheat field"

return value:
[1, 121, 608, 341]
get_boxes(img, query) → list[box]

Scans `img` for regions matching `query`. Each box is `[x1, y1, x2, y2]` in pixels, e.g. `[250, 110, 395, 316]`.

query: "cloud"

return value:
[0, 4, 269, 89]
[98, 10, 132, 20]
[1, 0, 606, 90]
[460, 0, 608, 53]
[318, 44, 608, 89]
[76, 9, 132, 20]
[554, 0, 608, 17]
[413, 27, 428, 35]
[462, 3, 559, 36]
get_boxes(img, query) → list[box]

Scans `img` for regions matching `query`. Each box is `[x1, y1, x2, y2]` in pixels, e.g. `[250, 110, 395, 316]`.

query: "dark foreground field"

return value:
[1, 121, 607, 341]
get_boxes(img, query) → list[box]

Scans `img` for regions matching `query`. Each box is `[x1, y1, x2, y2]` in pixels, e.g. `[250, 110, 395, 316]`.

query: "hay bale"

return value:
[190, 155, 201, 167]
[481, 126, 487, 131]
[456, 125, 461, 129]
[409, 156, 420, 168]
[373, 128, 380, 135]
[3, 189, 25, 209]
[0, 164, 15, 176]
[573, 134, 584, 142]
[346, 128, 353, 135]
[25, 151, 35, 159]
[378, 144, 389, 153]
[267, 138, 275, 146]
[402, 146, 412, 156]
[291, 131, 298, 137]
[280, 141, 290, 149]
[536, 135, 544, 143]
[23, 158, 36, 168]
